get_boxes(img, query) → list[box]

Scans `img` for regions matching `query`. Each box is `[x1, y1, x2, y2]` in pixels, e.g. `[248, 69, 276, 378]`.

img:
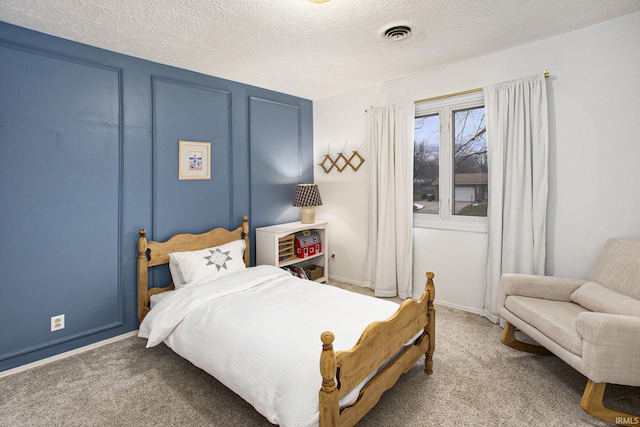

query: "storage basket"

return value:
[278, 234, 295, 264]
[303, 265, 324, 281]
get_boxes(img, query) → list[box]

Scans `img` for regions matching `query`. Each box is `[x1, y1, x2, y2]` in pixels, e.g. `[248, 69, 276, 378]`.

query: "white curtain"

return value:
[364, 103, 414, 299]
[483, 74, 549, 322]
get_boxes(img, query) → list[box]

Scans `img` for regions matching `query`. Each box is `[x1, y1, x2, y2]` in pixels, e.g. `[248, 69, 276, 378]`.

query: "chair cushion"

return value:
[589, 238, 640, 299]
[504, 296, 589, 356]
[570, 281, 640, 316]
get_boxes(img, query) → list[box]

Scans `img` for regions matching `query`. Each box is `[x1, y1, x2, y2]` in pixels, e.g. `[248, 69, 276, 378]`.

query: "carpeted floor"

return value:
[1, 283, 638, 426]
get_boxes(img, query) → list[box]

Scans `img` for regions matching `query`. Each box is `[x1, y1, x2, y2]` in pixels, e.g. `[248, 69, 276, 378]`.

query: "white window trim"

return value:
[413, 91, 487, 234]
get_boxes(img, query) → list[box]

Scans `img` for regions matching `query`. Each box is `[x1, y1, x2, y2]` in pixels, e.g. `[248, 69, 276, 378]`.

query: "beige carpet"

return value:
[1, 283, 638, 426]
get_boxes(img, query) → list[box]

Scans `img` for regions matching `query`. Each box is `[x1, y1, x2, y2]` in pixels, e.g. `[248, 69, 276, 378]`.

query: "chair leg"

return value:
[581, 380, 640, 426]
[501, 322, 552, 355]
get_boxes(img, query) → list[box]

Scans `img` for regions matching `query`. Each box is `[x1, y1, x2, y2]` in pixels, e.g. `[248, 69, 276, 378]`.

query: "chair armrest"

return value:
[498, 273, 585, 309]
[577, 312, 640, 386]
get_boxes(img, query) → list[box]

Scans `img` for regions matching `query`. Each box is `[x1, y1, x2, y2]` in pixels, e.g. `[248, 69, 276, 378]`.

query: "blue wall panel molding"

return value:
[0, 21, 312, 371]
[151, 76, 233, 240]
[0, 39, 125, 363]
[150, 76, 233, 288]
[248, 97, 313, 234]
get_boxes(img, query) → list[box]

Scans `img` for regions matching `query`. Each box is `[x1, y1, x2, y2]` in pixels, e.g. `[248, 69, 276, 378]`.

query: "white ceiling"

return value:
[1, 0, 639, 100]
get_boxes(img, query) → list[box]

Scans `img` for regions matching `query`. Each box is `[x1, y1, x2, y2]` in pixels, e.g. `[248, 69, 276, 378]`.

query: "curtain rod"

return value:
[413, 69, 550, 105]
[365, 70, 550, 112]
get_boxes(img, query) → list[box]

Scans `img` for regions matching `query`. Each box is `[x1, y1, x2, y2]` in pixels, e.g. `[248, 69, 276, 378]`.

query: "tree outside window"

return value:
[452, 107, 487, 216]
[414, 94, 487, 220]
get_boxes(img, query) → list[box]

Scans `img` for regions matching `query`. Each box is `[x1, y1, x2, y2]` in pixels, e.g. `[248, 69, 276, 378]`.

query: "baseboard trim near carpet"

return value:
[327, 274, 362, 287]
[434, 299, 482, 316]
[329, 274, 485, 317]
[0, 330, 139, 379]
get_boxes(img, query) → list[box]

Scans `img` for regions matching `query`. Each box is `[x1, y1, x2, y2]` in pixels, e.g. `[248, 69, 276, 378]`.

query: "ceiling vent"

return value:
[383, 25, 413, 41]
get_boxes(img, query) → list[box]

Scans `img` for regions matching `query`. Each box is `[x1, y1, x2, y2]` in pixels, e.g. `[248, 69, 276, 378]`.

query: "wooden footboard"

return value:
[319, 272, 436, 427]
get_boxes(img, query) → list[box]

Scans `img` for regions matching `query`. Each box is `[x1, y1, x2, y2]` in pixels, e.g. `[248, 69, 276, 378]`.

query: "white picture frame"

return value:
[178, 140, 211, 180]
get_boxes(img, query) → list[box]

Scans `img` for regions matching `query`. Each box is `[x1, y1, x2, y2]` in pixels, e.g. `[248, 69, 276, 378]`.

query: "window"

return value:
[413, 92, 487, 232]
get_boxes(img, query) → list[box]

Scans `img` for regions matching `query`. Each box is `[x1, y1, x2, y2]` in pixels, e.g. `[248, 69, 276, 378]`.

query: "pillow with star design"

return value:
[168, 239, 246, 288]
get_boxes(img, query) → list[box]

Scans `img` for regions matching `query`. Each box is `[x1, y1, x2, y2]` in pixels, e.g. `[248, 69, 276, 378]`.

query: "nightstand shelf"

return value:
[255, 220, 328, 282]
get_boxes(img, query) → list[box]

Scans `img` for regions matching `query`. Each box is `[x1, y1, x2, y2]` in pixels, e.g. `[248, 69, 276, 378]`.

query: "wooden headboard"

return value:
[137, 215, 250, 322]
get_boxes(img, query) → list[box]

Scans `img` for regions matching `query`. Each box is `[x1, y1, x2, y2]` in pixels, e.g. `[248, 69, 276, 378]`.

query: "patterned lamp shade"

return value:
[292, 184, 323, 207]
[293, 184, 322, 224]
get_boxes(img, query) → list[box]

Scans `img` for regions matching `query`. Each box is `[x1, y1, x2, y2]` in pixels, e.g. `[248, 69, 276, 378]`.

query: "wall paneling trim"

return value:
[0, 21, 312, 371]
[0, 38, 125, 363]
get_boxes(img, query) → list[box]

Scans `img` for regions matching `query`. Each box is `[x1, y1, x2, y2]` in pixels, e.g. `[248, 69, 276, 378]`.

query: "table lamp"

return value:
[293, 184, 322, 224]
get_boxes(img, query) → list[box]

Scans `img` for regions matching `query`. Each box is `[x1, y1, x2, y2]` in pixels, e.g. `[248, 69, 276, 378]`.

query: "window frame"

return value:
[413, 91, 488, 233]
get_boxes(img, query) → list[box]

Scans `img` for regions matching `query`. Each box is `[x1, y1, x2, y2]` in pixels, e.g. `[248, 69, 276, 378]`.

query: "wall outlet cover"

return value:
[51, 314, 65, 332]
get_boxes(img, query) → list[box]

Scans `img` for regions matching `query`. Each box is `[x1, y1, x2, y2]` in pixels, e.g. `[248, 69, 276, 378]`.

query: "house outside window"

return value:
[413, 91, 488, 232]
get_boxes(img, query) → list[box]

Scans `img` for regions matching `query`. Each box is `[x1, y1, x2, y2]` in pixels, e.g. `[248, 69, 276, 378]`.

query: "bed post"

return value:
[319, 331, 340, 427]
[241, 215, 250, 267]
[137, 229, 149, 323]
[424, 271, 436, 375]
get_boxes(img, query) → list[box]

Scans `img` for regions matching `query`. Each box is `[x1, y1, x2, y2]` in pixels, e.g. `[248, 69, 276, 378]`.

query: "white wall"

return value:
[313, 84, 381, 286]
[313, 12, 640, 312]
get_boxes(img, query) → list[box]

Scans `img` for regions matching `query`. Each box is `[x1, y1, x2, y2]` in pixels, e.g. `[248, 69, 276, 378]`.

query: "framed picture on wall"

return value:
[178, 140, 211, 180]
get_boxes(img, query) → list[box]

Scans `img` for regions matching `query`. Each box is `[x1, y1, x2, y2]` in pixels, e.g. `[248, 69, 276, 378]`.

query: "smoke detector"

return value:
[382, 24, 413, 41]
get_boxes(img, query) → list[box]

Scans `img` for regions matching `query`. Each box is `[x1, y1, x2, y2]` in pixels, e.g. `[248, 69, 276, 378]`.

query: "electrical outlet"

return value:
[330, 253, 337, 262]
[51, 314, 65, 332]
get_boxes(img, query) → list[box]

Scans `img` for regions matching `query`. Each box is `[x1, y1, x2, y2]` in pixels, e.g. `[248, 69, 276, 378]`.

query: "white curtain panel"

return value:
[364, 103, 414, 299]
[483, 74, 549, 322]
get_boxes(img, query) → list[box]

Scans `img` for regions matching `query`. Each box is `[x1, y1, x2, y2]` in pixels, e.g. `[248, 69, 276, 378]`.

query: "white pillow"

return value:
[570, 281, 640, 316]
[168, 259, 186, 289]
[168, 239, 246, 286]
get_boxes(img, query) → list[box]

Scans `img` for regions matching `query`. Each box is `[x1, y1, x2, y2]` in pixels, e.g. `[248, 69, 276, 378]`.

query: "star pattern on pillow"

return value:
[203, 248, 233, 271]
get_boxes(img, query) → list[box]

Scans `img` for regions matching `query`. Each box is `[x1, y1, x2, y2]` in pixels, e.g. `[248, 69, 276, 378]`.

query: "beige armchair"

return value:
[498, 238, 640, 425]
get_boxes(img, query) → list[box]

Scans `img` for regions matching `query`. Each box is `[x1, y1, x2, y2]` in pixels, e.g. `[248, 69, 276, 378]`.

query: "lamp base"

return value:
[300, 206, 315, 224]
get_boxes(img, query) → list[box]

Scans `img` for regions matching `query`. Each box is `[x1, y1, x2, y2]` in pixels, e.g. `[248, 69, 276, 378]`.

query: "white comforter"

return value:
[138, 265, 402, 427]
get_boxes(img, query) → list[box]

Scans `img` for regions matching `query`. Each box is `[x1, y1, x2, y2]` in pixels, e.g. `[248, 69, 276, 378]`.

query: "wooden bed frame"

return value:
[137, 216, 251, 322]
[137, 216, 436, 427]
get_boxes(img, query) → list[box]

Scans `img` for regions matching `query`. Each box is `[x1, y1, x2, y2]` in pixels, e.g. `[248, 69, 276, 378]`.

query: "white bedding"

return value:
[138, 265, 404, 427]
[149, 291, 173, 309]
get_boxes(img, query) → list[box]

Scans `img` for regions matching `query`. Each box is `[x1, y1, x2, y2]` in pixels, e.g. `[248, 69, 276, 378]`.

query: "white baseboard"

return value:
[432, 299, 482, 316]
[327, 274, 365, 287]
[329, 276, 485, 317]
[0, 330, 139, 379]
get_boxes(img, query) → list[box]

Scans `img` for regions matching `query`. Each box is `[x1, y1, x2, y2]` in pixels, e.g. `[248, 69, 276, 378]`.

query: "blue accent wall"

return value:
[0, 22, 313, 371]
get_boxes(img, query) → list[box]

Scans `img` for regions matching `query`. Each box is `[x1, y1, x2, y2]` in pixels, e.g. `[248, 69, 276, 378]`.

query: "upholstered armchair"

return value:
[498, 238, 640, 425]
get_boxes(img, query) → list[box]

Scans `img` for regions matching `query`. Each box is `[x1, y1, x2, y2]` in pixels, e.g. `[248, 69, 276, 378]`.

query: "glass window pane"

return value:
[452, 107, 487, 217]
[414, 114, 439, 215]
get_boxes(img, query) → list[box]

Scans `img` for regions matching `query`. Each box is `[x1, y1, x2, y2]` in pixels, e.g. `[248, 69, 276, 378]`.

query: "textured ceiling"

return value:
[1, 0, 639, 100]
